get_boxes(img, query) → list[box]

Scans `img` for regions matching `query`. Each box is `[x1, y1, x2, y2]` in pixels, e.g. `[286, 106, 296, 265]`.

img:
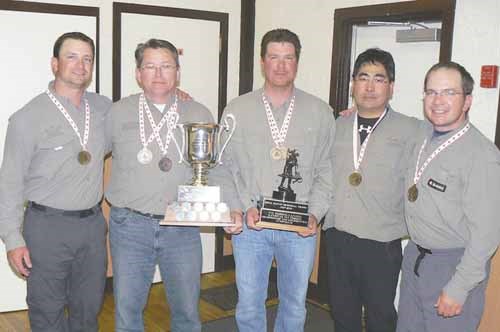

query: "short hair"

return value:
[424, 61, 474, 95]
[260, 28, 301, 60]
[352, 48, 395, 82]
[53, 32, 95, 59]
[135, 39, 179, 68]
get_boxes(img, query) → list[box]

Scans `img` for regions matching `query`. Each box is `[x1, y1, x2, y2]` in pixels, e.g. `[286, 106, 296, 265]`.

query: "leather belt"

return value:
[414, 244, 432, 277]
[29, 201, 97, 218]
[125, 207, 164, 220]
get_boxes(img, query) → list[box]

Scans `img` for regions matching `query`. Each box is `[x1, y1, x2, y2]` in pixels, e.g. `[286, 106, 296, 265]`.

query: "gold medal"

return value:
[408, 184, 418, 202]
[77, 150, 91, 165]
[280, 147, 288, 160]
[348, 172, 362, 186]
[271, 147, 283, 160]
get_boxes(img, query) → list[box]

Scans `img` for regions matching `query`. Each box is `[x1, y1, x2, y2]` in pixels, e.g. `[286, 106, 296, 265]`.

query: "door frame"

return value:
[112, 1, 229, 118]
[329, 0, 456, 116]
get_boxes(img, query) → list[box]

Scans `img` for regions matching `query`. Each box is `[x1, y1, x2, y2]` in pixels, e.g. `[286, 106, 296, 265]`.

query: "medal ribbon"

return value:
[139, 93, 178, 156]
[352, 109, 388, 172]
[262, 93, 295, 147]
[413, 122, 471, 185]
[46, 90, 90, 151]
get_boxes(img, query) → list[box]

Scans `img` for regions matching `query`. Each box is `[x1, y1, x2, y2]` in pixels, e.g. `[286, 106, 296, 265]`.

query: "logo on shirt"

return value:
[358, 124, 372, 134]
[427, 178, 446, 192]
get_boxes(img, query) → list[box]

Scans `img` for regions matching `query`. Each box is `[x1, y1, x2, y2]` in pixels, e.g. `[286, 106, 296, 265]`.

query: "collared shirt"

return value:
[0, 82, 112, 251]
[405, 121, 500, 304]
[323, 108, 421, 242]
[213, 87, 335, 220]
[105, 93, 214, 215]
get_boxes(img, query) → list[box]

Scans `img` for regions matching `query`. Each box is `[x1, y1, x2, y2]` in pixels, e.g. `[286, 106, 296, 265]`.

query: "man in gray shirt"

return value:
[105, 38, 242, 332]
[215, 28, 335, 332]
[397, 62, 500, 332]
[323, 48, 420, 332]
[0, 32, 111, 331]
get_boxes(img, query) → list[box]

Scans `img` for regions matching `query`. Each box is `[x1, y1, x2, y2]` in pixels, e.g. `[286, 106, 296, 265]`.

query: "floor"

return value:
[0, 270, 288, 332]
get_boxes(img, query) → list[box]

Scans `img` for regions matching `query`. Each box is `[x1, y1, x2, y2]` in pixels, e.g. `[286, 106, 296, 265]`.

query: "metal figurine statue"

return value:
[276, 149, 302, 201]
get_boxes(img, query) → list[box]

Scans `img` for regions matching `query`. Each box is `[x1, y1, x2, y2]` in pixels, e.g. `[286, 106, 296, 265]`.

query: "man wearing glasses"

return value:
[323, 48, 420, 332]
[105, 38, 242, 332]
[397, 62, 500, 332]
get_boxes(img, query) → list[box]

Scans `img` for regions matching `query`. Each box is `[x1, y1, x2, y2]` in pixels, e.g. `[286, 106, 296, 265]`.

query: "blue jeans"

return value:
[109, 207, 202, 332]
[232, 223, 317, 332]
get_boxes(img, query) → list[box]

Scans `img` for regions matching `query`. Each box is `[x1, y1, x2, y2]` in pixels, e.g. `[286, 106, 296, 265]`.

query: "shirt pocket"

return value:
[31, 135, 78, 179]
[426, 166, 463, 221]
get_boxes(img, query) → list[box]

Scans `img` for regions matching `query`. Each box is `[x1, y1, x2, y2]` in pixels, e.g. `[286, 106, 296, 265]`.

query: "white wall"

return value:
[254, 0, 500, 142]
[453, 0, 500, 140]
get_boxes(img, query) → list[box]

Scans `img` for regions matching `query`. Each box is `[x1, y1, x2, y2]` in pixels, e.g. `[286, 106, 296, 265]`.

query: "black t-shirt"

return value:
[358, 115, 379, 144]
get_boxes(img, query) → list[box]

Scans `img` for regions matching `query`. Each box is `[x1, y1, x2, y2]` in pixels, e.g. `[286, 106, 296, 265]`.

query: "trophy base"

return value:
[257, 197, 309, 232]
[160, 201, 234, 227]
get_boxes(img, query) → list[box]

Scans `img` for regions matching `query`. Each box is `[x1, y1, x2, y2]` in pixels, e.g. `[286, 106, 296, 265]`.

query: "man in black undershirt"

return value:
[323, 48, 420, 332]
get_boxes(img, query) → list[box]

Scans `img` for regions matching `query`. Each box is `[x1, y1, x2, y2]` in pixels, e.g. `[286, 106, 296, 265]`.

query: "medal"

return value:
[138, 94, 179, 166]
[348, 172, 362, 186]
[158, 156, 172, 172]
[408, 184, 418, 202]
[137, 147, 153, 164]
[46, 90, 91, 166]
[280, 147, 288, 160]
[271, 147, 283, 160]
[78, 150, 92, 165]
[351, 109, 388, 185]
[262, 93, 295, 162]
[410, 123, 471, 203]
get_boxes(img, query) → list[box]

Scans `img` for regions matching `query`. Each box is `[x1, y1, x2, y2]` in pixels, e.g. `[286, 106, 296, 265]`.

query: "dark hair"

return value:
[424, 61, 474, 95]
[135, 39, 179, 68]
[352, 48, 395, 82]
[260, 28, 301, 60]
[53, 32, 95, 59]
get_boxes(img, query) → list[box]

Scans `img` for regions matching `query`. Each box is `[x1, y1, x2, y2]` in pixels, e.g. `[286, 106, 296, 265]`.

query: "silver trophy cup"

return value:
[161, 114, 236, 226]
[174, 114, 236, 186]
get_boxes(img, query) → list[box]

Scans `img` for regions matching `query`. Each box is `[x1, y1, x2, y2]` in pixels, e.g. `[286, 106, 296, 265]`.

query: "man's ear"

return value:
[51, 57, 58, 76]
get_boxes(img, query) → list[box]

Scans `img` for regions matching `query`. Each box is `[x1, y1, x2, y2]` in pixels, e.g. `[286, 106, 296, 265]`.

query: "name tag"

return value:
[427, 178, 446, 192]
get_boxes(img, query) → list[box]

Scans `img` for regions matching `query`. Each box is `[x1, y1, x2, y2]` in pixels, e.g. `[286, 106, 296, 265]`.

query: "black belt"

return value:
[29, 201, 97, 218]
[125, 207, 164, 220]
[414, 244, 432, 277]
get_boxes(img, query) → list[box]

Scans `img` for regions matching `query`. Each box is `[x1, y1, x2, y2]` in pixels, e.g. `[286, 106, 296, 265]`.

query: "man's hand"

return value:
[339, 106, 356, 117]
[224, 210, 243, 234]
[7, 246, 32, 277]
[297, 214, 318, 237]
[246, 207, 263, 231]
[435, 291, 463, 318]
[176, 88, 193, 101]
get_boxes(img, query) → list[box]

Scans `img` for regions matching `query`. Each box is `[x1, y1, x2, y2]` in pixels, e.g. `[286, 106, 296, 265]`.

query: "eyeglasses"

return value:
[141, 63, 177, 73]
[423, 89, 465, 98]
[354, 75, 389, 85]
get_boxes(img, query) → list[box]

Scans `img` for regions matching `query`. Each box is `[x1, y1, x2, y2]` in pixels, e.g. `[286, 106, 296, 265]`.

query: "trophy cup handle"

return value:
[172, 123, 187, 164]
[217, 113, 236, 164]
